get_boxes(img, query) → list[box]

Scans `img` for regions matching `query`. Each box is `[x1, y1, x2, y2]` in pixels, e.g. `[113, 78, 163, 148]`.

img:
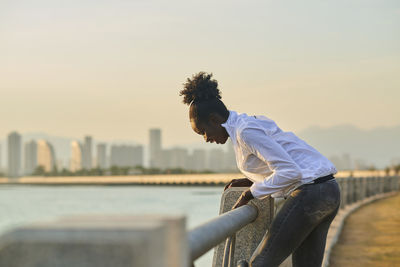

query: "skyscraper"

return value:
[110, 145, 143, 167]
[82, 136, 93, 170]
[190, 149, 207, 171]
[37, 140, 56, 173]
[208, 148, 225, 172]
[24, 140, 38, 175]
[97, 143, 107, 169]
[70, 141, 83, 172]
[149, 129, 162, 168]
[7, 131, 22, 178]
[169, 147, 189, 169]
[224, 139, 237, 172]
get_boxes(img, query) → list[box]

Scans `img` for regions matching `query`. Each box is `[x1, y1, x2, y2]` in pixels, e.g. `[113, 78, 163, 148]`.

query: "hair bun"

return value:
[180, 72, 221, 105]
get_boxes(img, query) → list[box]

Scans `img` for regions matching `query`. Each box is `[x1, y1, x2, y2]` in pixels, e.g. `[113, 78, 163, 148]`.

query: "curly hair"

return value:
[180, 72, 221, 105]
[180, 72, 229, 124]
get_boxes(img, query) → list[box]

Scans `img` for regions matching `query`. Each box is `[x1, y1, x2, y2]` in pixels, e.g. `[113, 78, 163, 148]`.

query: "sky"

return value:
[1, 0, 399, 147]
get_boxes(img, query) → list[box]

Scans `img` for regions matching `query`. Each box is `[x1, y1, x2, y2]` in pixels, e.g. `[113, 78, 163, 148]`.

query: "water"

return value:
[0, 185, 225, 267]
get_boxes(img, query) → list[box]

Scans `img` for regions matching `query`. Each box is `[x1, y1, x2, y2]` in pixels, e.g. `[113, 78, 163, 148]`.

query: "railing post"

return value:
[360, 177, 366, 200]
[368, 177, 373, 197]
[338, 178, 346, 209]
[346, 177, 352, 204]
[353, 177, 358, 202]
[212, 187, 274, 267]
[374, 177, 379, 195]
[222, 235, 236, 267]
[353, 178, 358, 202]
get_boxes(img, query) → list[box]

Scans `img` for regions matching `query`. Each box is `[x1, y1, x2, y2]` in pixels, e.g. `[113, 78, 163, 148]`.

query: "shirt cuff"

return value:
[249, 182, 270, 200]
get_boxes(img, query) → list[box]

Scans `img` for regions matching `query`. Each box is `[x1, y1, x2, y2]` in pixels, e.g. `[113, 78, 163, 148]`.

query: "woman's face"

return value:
[190, 115, 229, 144]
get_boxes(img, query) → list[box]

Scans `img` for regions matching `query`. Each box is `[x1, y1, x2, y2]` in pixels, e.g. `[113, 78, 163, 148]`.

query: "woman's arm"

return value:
[224, 178, 253, 191]
[239, 127, 302, 199]
[232, 188, 254, 209]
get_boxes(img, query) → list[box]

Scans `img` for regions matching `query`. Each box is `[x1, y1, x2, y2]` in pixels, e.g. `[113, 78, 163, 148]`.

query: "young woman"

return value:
[180, 72, 341, 267]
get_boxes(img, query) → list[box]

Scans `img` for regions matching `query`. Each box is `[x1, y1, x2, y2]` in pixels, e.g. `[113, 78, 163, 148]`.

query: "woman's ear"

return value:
[209, 113, 224, 125]
[208, 113, 219, 125]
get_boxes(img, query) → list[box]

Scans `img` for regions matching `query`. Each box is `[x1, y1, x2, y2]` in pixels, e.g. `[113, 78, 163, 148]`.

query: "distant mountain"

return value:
[297, 124, 400, 168]
[175, 125, 400, 169]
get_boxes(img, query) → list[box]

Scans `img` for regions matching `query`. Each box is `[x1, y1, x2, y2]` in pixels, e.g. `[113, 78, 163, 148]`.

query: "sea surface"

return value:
[0, 185, 225, 267]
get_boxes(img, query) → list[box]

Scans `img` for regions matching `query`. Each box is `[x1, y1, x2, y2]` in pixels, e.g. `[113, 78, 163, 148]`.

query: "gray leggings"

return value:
[249, 179, 341, 267]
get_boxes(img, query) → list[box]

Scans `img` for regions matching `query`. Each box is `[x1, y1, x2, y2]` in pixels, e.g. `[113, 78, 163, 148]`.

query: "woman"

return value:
[180, 72, 341, 267]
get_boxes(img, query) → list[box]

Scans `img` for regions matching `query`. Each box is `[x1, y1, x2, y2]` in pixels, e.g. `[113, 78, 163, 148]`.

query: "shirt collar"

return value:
[221, 110, 238, 138]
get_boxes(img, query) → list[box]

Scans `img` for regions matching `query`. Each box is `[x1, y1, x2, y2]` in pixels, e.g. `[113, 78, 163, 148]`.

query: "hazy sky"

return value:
[1, 0, 399, 147]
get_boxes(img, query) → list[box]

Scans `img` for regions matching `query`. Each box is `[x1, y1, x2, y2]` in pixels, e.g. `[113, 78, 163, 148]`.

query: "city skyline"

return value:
[0, 128, 239, 177]
[1, 122, 400, 175]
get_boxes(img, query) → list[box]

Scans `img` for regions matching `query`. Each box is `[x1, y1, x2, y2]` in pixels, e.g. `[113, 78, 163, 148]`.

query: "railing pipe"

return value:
[222, 235, 236, 267]
[187, 204, 258, 262]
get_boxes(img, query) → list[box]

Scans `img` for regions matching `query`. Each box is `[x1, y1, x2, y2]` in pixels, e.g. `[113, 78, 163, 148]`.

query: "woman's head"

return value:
[179, 72, 230, 144]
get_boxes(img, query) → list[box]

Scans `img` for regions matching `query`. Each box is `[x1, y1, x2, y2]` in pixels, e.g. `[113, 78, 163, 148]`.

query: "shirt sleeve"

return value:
[238, 127, 303, 199]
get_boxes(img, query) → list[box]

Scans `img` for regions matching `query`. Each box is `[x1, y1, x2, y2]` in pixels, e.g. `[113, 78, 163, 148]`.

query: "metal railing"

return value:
[187, 204, 258, 264]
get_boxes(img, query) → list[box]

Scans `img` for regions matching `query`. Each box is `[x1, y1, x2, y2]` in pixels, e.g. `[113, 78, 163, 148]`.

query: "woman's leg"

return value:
[249, 180, 340, 267]
[249, 186, 314, 267]
[292, 180, 340, 267]
[292, 205, 339, 267]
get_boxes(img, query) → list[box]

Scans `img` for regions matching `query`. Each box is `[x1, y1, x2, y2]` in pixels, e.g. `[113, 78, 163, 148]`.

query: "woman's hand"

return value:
[232, 189, 254, 209]
[224, 178, 254, 191]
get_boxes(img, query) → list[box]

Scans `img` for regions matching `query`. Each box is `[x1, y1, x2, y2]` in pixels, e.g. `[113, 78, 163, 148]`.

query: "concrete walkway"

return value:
[328, 192, 400, 267]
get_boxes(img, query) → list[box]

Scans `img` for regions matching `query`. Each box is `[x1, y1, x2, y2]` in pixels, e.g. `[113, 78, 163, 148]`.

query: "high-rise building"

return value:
[8, 131, 22, 178]
[224, 139, 237, 172]
[158, 149, 171, 170]
[70, 141, 83, 172]
[37, 140, 56, 173]
[190, 149, 207, 171]
[208, 148, 225, 172]
[110, 145, 143, 167]
[56, 159, 64, 172]
[97, 143, 107, 169]
[149, 129, 162, 168]
[24, 140, 38, 175]
[169, 147, 189, 169]
[82, 136, 93, 170]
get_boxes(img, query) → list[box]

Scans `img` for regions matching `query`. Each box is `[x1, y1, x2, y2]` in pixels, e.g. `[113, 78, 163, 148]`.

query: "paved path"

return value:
[329, 193, 400, 267]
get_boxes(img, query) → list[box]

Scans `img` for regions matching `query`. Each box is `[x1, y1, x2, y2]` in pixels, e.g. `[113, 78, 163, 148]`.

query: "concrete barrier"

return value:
[0, 215, 187, 267]
[212, 188, 274, 267]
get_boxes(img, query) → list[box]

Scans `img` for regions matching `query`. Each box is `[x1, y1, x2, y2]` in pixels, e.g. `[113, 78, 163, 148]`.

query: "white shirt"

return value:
[221, 110, 337, 199]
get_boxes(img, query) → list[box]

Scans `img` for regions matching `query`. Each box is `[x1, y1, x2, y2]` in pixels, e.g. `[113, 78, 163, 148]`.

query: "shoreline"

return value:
[0, 173, 241, 186]
[0, 170, 392, 186]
